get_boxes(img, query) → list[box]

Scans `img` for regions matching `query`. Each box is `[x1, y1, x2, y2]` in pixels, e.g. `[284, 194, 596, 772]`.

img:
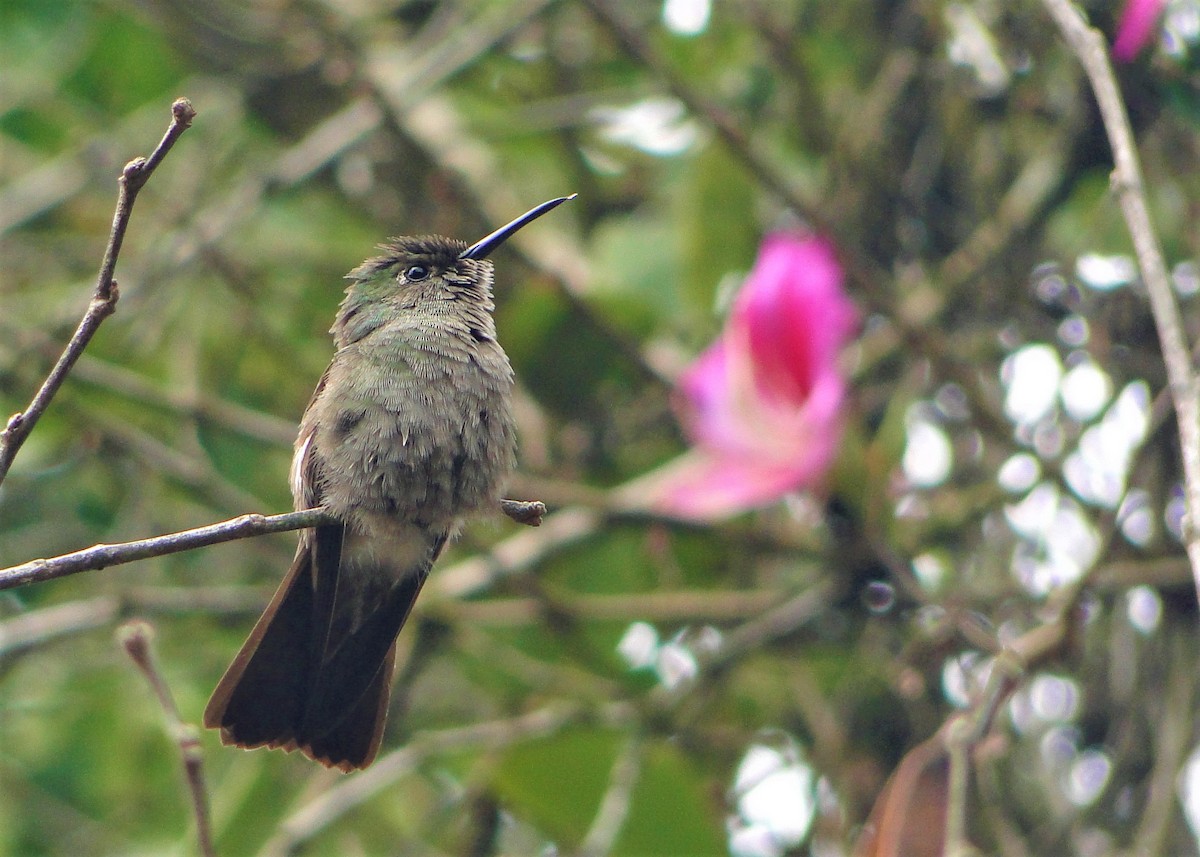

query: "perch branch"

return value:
[0, 508, 334, 591]
[0, 498, 546, 592]
[0, 98, 195, 487]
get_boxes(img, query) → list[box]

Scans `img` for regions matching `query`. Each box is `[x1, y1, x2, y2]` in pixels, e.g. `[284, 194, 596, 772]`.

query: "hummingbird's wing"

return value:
[203, 374, 336, 758]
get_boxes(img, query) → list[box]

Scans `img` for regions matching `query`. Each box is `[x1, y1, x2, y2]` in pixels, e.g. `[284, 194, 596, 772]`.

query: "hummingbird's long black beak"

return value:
[459, 194, 577, 260]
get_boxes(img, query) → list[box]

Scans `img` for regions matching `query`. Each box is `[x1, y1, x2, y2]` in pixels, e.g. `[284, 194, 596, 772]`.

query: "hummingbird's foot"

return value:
[499, 498, 546, 527]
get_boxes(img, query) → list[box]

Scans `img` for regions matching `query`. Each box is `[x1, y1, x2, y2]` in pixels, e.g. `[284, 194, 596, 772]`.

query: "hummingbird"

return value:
[204, 195, 575, 771]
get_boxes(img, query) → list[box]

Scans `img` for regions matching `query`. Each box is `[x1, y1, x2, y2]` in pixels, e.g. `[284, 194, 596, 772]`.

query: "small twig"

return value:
[1043, 0, 1200, 604]
[0, 508, 334, 591]
[943, 718, 972, 856]
[499, 497, 546, 526]
[0, 98, 196, 487]
[581, 0, 818, 230]
[117, 620, 215, 857]
[257, 702, 634, 857]
[1124, 625, 1196, 857]
[700, 580, 835, 675]
[433, 506, 601, 599]
[576, 734, 643, 857]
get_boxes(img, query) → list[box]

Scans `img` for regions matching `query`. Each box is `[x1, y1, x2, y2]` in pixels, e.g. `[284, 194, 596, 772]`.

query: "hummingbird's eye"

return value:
[404, 264, 430, 282]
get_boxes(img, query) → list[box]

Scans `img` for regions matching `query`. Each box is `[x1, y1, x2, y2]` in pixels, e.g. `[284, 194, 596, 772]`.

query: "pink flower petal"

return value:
[1113, 0, 1166, 62]
[648, 232, 857, 519]
[646, 451, 817, 519]
[740, 235, 853, 404]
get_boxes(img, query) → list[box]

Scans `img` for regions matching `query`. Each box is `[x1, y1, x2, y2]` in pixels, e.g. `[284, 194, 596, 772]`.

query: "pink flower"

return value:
[1113, 0, 1166, 62]
[643, 233, 856, 519]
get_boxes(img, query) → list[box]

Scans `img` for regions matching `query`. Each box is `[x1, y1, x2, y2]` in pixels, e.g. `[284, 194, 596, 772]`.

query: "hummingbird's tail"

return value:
[203, 522, 442, 771]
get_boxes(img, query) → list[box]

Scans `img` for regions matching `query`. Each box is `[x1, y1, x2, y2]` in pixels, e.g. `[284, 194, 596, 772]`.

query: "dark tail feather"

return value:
[300, 644, 396, 772]
[204, 524, 443, 771]
[297, 563, 431, 743]
[202, 527, 338, 752]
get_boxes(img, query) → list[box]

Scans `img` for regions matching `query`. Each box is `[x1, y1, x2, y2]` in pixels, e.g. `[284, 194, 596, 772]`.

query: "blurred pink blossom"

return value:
[644, 233, 856, 519]
[1113, 0, 1166, 62]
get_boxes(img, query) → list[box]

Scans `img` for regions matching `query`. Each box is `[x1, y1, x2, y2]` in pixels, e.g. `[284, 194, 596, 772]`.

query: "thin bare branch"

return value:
[701, 580, 835, 675]
[1124, 625, 1196, 857]
[943, 718, 972, 856]
[0, 588, 271, 656]
[0, 98, 196, 487]
[433, 506, 600, 599]
[1043, 0, 1200, 603]
[0, 508, 333, 591]
[576, 734, 643, 857]
[581, 0, 817, 228]
[0, 586, 783, 659]
[0, 495, 549, 593]
[0, 597, 119, 656]
[117, 620, 215, 857]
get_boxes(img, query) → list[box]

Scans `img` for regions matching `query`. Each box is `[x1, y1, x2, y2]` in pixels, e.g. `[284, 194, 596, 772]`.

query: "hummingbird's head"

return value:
[335, 196, 575, 346]
[336, 237, 486, 346]
[347, 236, 480, 303]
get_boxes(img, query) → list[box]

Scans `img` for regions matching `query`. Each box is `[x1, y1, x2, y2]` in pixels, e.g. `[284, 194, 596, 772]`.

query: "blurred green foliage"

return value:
[3, 0, 1200, 855]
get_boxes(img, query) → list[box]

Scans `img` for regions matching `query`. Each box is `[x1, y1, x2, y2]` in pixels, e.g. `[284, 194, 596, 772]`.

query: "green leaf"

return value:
[493, 726, 623, 848]
[614, 740, 726, 856]
[675, 144, 758, 320]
